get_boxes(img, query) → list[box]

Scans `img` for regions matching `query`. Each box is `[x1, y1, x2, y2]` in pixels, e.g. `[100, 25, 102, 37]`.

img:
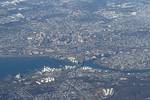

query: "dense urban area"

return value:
[0, 0, 150, 100]
[0, 0, 150, 70]
[1, 65, 150, 100]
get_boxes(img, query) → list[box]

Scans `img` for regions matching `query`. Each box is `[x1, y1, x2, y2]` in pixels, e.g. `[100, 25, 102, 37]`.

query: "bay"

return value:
[0, 56, 73, 79]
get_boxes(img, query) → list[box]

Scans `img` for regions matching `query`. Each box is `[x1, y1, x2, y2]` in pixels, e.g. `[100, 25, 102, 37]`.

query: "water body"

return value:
[0, 57, 150, 79]
[0, 57, 73, 79]
[84, 59, 150, 74]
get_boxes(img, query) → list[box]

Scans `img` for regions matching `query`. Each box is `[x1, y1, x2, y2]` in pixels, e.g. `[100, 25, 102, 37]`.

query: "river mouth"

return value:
[0, 56, 150, 79]
[84, 59, 150, 74]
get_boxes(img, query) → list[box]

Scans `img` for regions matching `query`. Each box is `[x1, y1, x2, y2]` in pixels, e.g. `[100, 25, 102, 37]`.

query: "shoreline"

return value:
[0, 56, 150, 75]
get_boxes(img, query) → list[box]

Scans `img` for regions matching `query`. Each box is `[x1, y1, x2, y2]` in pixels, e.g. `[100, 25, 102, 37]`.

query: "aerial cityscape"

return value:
[0, 0, 150, 100]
